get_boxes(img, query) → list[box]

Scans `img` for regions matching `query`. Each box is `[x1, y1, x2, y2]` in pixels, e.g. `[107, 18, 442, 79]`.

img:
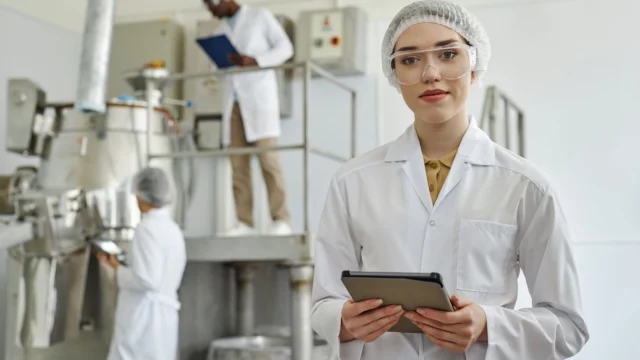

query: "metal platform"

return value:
[185, 234, 312, 263]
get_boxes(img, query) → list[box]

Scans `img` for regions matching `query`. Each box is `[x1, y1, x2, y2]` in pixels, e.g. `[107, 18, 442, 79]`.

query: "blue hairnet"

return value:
[382, 0, 492, 90]
[133, 167, 171, 207]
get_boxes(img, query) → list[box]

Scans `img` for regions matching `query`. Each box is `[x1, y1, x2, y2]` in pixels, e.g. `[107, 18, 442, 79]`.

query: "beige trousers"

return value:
[229, 103, 290, 226]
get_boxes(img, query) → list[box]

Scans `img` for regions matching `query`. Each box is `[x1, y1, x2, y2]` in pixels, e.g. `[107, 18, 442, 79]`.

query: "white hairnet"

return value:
[133, 167, 171, 207]
[382, 0, 491, 90]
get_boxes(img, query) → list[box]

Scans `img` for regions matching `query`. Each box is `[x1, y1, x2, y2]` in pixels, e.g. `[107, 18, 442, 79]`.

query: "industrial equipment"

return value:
[1, 2, 356, 358]
[296, 7, 368, 76]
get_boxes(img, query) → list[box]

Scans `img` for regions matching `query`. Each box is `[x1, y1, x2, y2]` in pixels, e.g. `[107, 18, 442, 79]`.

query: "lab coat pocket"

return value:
[457, 220, 517, 294]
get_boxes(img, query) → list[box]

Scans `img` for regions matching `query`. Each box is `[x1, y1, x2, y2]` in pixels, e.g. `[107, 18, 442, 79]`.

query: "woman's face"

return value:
[393, 23, 474, 125]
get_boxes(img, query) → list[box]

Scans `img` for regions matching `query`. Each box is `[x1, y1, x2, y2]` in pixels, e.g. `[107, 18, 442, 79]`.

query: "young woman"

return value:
[310, 1, 589, 359]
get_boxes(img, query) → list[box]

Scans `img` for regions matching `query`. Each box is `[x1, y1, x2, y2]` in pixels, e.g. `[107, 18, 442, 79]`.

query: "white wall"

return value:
[0, 5, 81, 356]
[376, 0, 640, 358]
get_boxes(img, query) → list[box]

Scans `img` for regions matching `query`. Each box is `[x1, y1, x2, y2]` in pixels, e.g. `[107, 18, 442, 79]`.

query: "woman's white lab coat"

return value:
[310, 118, 589, 360]
[213, 5, 294, 146]
[107, 207, 187, 360]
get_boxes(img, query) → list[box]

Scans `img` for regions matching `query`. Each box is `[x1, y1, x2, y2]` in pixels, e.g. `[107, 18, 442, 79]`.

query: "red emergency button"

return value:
[331, 36, 341, 46]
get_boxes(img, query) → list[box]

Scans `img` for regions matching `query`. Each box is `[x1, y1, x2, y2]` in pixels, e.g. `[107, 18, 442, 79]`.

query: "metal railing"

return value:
[143, 60, 357, 242]
[480, 85, 526, 157]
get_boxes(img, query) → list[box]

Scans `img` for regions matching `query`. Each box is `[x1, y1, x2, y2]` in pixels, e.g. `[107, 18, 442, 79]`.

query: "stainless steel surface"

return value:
[150, 144, 304, 159]
[127, 67, 172, 94]
[236, 265, 256, 336]
[480, 86, 526, 157]
[303, 63, 311, 238]
[108, 20, 184, 103]
[36, 103, 181, 241]
[0, 167, 38, 215]
[75, 0, 116, 114]
[275, 14, 295, 118]
[0, 222, 33, 250]
[185, 235, 309, 262]
[289, 265, 314, 360]
[295, 7, 368, 76]
[6, 79, 46, 155]
[3, 60, 357, 359]
[20, 256, 69, 348]
[207, 336, 330, 360]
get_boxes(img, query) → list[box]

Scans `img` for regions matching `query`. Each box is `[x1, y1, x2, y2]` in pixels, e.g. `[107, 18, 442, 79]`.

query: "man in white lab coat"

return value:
[204, 0, 294, 236]
[311, 1, 589, 359]
[98, 167, 187, 360]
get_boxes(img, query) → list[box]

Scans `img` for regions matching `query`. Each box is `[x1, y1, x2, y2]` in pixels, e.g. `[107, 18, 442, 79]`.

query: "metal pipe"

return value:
[236, 264, 255, 336]
[307, 62, 357, 93]
[169, 62, 303, 81]
[308, 147, 350, 163]
[149, 144, 304, 159]
[145, 79, 156, 165]
[518, 112, 526, 157]
[290, 265, 314, 360]
[303, 63, 311, 236]
[504, 97, 511, 150]
[0, 221, 33, 250]
[75, 0, 116, 114]
[351, 91, 357, 159]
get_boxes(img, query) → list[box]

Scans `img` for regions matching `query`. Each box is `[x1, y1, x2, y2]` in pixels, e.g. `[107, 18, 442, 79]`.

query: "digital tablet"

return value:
[341, 271, 455, 333]
[91, 240, 123, 255]
[91, 240, 129, 266]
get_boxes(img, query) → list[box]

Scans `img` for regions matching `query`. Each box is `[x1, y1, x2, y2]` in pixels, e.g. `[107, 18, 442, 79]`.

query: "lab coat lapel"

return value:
[229, 5, 250, 40]
[385, 126, 433, 213]
[435, 117, 496, 209]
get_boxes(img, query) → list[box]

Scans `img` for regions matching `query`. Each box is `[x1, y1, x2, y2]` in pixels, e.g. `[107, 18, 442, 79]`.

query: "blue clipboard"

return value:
[196, 34, 239, 69]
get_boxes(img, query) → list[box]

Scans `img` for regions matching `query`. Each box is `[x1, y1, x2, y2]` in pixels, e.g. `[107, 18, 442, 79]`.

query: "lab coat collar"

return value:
[143, 207, 172, 218]
[384, 116, 496, 166]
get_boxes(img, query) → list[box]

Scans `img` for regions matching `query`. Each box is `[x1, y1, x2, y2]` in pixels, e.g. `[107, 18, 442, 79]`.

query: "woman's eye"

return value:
[401, 57, 419, 65]
[441, 51, 458, 60]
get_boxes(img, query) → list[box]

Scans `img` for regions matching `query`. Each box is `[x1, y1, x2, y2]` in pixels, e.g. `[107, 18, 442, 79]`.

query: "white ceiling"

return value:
[0, 0, 557, 33]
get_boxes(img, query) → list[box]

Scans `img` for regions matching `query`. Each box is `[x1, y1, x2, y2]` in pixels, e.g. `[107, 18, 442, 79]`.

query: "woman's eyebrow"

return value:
[395, 39, 461, 53]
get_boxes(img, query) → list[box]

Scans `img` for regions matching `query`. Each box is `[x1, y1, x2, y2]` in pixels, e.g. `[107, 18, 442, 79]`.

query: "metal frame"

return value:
[144, 61, 357, 261]
[142, 61, 357, 360]
[480, 85, 526, 157]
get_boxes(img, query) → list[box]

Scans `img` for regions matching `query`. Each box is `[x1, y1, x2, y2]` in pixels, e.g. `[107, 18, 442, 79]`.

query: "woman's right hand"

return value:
[339, 299, 404, 343]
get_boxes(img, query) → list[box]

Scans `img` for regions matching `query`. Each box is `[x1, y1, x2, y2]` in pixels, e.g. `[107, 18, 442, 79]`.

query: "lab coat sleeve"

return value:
[117, 224, 164, 291]
[479, 187, 589, 359]
[253, 10, 294, 67]
[311, 176, 365, 360]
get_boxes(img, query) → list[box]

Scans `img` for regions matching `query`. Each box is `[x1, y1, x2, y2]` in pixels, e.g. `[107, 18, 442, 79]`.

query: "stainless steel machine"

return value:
[1, 1, 361, 358]
[1, 69, 193, 359]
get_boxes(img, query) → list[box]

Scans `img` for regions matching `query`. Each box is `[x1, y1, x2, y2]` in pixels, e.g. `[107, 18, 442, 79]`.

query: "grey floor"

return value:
[19, 332, 109, 360]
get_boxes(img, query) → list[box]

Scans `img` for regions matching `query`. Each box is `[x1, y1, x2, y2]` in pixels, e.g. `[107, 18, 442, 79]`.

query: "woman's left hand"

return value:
[97, 252, 120, 270]
[404, 295, 488, 353]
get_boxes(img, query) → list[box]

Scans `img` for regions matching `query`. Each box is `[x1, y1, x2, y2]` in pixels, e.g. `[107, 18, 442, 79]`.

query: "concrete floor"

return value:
[18, 332, 109, 360]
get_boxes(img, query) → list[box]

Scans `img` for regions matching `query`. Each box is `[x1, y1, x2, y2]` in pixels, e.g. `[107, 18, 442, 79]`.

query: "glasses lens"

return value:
[392, 47, 471, 84]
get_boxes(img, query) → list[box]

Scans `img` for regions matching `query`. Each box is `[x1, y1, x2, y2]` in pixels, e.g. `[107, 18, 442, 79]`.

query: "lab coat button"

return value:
[429, 220, 435, 226]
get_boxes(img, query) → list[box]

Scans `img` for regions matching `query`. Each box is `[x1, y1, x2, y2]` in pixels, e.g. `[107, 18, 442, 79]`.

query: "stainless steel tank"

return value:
[2, 76, 189, 359]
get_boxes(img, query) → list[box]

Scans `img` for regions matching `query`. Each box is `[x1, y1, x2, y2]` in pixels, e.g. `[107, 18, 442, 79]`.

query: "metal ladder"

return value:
[480, 85, 526, 157]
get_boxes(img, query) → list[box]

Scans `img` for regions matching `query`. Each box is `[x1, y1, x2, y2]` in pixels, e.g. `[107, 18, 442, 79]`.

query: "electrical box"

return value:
[296, 7, 368, 76]
[108, 19, 185, 113]
[6, 79, 46, 155]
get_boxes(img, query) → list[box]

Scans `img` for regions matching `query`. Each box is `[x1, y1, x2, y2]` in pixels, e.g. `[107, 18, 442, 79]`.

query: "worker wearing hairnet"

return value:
[310, 1, 589, 359]
[203, 0, 294, 236]
[98, 167, 187, 360]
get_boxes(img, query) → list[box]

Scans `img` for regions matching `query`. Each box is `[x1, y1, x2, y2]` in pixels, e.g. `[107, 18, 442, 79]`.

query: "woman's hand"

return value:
[404, 295, 487, 352]
[340, 299, 404, 343]
[97, 252, 120, 270]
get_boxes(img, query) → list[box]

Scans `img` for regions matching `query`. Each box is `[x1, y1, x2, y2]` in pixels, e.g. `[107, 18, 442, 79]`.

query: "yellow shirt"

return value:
[423, 148, 458, 204]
